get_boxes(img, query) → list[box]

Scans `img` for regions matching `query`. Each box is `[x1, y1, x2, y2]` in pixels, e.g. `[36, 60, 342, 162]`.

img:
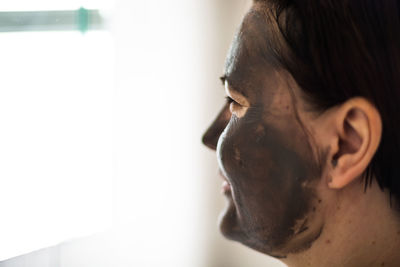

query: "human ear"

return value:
[321, 97, 382, 189]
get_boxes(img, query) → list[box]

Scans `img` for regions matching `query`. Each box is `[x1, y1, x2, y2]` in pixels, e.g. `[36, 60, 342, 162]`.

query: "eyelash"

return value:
[225, 96, 236, 105]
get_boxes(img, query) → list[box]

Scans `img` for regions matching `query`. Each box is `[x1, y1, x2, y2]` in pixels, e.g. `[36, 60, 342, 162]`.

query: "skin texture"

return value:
[203, 2, 400, 266]
[203, 4, 325, 258]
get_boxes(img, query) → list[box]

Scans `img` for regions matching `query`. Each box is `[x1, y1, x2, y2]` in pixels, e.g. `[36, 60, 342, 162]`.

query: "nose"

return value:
[202, 103, 231, 150]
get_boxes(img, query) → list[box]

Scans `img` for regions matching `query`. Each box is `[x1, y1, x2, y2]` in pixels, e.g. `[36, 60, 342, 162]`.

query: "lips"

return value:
[219, 169, 232, 193]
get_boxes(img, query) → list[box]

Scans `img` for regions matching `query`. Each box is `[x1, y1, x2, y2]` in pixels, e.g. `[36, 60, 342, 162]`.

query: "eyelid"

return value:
[225, 96, 248, 118]
[225, 96, 235, 104]
[225, 96, 239, 115]
[224, 81, 249, 107]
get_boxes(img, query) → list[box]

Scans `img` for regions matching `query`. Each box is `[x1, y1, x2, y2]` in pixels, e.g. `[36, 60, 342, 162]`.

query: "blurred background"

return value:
[0, 0, 284, 266]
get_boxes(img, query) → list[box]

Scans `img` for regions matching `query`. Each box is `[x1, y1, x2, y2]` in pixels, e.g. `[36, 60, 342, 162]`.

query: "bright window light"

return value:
[0, 31, 114, 260]
[0, 0, 113, 11]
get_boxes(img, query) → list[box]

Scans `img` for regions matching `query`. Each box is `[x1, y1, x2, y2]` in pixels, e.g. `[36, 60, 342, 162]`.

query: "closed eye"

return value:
[225, 95, 246, 118]
[225, 96, 236, 105]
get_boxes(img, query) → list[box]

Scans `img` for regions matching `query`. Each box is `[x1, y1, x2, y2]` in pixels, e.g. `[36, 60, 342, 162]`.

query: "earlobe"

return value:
[327, 98, 382, 189]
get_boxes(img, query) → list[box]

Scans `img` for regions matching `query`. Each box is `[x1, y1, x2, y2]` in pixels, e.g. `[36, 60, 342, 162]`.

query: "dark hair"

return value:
[257, 0, 400, 206]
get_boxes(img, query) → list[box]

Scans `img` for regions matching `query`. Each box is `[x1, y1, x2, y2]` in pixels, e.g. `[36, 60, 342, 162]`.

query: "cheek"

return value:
[217, 111, 322, 253]
[218, 117, 319, 219]
[218, 118, 312, 190]
[216, 116, 250, 185]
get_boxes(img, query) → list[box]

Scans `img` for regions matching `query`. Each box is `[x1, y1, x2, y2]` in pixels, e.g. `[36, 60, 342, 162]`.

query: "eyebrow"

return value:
[219, 75, 227, 87]
[219, 74, 248, 98]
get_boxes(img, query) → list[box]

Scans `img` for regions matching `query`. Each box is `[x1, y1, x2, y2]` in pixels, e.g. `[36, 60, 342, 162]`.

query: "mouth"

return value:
[219, 169, 232, 194]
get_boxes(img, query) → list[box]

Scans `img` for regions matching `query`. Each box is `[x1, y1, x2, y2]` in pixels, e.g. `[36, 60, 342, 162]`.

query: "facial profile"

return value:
[203, 0, 400, 266]
[203, 3, 326, 258]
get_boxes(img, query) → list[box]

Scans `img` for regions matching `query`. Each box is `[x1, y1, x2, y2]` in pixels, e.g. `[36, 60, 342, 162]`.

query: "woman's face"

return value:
[203, 6, 324, 258]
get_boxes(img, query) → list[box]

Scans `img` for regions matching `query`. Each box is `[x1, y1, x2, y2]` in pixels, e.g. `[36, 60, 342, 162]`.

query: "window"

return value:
[0, 1, 114, 260]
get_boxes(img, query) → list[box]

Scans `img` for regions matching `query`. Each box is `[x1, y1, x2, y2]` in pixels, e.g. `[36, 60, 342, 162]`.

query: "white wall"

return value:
[0, 1, 286, 266]
[112, 0, 285, 266]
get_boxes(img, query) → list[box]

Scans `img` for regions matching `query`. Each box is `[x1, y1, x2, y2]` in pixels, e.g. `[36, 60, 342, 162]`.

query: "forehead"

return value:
[224, 3, 283, 99]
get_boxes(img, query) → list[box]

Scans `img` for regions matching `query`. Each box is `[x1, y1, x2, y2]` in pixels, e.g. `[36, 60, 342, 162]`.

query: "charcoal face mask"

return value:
[203, 7, 325, 258]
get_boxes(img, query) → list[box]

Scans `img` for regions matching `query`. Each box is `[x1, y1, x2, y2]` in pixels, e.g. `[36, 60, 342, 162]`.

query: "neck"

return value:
[282, 179, 400, 267]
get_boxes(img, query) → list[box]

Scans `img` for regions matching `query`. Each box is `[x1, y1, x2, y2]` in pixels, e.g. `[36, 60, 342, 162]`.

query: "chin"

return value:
[217, 197, 267, 249]
[218, 197, 241, 240]
[217, 194, 324, 260]
[217, 196, 292, 258]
